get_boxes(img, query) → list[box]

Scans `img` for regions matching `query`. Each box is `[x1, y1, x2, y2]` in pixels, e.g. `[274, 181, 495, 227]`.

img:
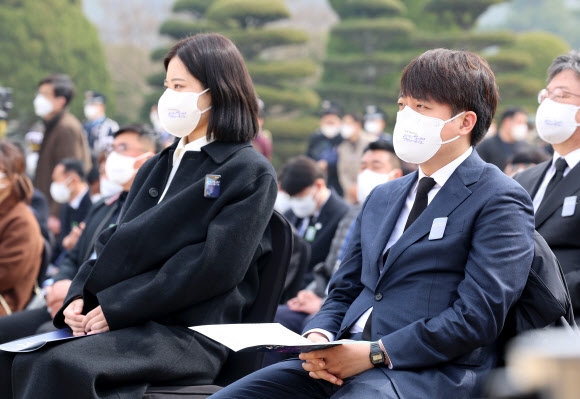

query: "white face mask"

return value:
[105, 151, 137, 186]
[341, 125, 356, 139]
[289, 188, 318, 218]
[356, 169, 392, 204]
[99, 176, 124, 198]
[320, 125, 340, 139]
[535, 98, 580, 144]
[511, 123, 528, 141]
[364, 121, 382, 135]
[157, 88, 211, 138]
[33, 94, 53, 118]
[50, 179, 71, 204]
[393, 106, 464, 164]
[274, 191, 291, 214]
[84, 104, 100, 120]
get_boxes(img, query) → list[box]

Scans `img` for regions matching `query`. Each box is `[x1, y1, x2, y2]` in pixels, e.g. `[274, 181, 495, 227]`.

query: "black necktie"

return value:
[543, 158, 567, 202]
[404, 177, 437, 231]
[362, 177, 436, 340]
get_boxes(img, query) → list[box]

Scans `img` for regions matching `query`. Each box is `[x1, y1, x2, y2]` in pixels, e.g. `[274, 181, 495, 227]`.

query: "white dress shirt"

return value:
[158, 135, 213, 203]
[532, 148, 580, 212]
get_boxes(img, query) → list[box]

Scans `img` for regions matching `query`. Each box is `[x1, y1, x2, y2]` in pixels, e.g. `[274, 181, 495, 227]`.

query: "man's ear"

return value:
[459, 111, 477, 136]
[55, 96, 67, 111]
[313, 177, 326, 190]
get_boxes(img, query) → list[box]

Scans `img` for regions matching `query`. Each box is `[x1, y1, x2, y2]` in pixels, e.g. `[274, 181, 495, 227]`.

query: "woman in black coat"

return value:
[0, 33, 278, 398]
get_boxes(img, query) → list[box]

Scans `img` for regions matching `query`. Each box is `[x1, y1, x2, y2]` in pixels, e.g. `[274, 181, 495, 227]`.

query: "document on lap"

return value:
[0, 328, 92, 352]
[190, 323, 365, 353]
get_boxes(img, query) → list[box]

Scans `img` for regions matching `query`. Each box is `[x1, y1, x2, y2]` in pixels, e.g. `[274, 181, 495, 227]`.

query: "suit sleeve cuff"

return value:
[303, 328, 336, 342]
[378, 339, 393, 369]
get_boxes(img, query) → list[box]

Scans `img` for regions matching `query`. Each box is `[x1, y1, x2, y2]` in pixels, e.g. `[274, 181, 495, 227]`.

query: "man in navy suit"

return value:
[514, 50, 580, 317]
[211, 49, 535, 399]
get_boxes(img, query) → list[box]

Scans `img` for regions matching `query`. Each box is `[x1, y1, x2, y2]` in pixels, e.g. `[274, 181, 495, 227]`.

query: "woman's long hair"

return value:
[0, 141, 34, 204]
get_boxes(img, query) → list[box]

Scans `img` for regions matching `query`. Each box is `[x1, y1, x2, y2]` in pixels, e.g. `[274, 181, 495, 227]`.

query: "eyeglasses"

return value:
[538, 87, 580, 104]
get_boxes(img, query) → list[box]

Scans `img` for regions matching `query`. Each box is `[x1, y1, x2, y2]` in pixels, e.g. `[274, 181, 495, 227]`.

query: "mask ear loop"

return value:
[440, 111, 466, 144]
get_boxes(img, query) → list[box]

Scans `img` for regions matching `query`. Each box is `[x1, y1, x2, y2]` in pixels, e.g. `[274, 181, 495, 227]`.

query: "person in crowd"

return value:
[337, 112, 373, 204]
[276, 139, 403, 337]
[0, 124, 157, 343]
[305, 100, 344, 196]
[0, 141, 44, 317]
[210, 48, 535, 399]
[363, 105, 390, 141]
[48, 158, 93, 266]
[82, 90, 119, 157]
[32, 73, 91, 235]
[476, 106, 535, 171]
[513, 50, 580, 319]
[504, 148, 550, 177]
[280, 155, 350, 294]
[252, 98, 273, 161]
[0, 32, 277, 399]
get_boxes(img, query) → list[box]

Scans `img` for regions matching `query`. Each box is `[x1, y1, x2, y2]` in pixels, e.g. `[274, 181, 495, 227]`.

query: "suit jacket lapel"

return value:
[380, 152, 483, 279]
[367, 177, 413, 280]
[535, 162, 580, 227]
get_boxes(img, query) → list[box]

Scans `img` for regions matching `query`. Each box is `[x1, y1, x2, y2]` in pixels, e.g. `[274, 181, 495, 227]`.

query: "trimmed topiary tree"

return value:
[0, 0, 114, 131]
[146, 0, 320, 168]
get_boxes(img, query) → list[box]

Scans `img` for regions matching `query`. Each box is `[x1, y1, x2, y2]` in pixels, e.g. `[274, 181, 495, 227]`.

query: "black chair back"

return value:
[143, 210, 294, 398]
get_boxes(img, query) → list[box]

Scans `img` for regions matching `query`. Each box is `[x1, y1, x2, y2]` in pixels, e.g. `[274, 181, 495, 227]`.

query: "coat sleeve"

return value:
[95, 172, 278, 330]
[0, 213, 40, 292]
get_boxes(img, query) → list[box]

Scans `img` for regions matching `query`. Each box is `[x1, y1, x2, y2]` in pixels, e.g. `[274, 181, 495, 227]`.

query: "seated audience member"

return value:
[0, 124, 157, 343]
[278, 139, 403, 335]
[0, 141, 44, 317]
[280, 155, 350, 293]
[514, 50, 580, 319]
[0, 33, 277, 398]
[337, 112, 374, 204]
[476, 106, 534, 171]
[210, 48, 535, 399]
[49, 158, 92, 266]
[10, 142, 51, 243]
[504, 148, 550, 177]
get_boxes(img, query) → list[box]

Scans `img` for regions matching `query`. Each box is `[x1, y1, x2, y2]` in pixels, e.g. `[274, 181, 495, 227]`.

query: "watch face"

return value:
[371, 352, 385, 364]
[370, 342, 385, 366]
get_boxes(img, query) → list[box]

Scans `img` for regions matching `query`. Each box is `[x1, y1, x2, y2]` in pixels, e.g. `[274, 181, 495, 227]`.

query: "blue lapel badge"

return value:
[204, 174, 221, 198]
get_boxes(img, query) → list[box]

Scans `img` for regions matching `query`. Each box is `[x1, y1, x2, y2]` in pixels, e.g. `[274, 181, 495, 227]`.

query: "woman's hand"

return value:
[63, 298, 86, 336]
[82, 306, 110, 335]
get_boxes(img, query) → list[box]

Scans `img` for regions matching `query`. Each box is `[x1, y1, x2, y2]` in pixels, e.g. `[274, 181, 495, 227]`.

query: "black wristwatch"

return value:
[369, 341, 385, 367]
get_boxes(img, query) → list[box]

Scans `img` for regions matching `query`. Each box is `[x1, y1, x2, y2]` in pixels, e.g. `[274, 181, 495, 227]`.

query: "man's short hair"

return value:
[38, 74, 75, 106]
[114, 124, 159, 153]
[399, 48, 499, 146]
[364, 139, 401, 171]
[59, 158, 85, 181]
[279, 155, 325, 196]
[498, 106, 526, 127]
[547, 50, 580, 82]
[85, 90, 106, 105]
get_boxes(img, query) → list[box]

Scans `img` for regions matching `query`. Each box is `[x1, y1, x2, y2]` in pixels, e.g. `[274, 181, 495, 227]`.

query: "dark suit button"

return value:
[149, 188, 158, 198]
[375, 293, 383, 301]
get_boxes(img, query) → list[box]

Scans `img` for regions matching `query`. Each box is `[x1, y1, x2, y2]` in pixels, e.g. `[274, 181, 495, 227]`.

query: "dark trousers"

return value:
[209, 359, 400, 399]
